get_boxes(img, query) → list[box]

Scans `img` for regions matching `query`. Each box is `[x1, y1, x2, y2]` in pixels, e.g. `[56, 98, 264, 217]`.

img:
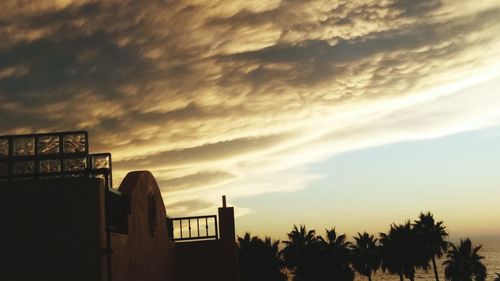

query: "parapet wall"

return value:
[110, 171, 177, 281]
[0, 178, 106, 281]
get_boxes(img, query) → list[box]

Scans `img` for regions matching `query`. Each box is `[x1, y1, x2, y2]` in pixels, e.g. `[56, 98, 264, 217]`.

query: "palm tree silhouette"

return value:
[379, 221, 428, 281]
[443, 238, 486, 281]
[350, 232, 381, 281]
[237, 232, 286, 281]
[282, 225, 320, 281]
[317, 228, 354, 281]
[413, 212, 448, 281]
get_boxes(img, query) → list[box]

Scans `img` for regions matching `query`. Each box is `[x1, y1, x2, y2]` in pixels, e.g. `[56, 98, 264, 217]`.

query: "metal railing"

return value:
[167, 215, 218, 241]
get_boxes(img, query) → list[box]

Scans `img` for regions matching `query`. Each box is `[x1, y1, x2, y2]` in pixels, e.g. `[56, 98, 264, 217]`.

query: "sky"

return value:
[1, 0, 499, 240]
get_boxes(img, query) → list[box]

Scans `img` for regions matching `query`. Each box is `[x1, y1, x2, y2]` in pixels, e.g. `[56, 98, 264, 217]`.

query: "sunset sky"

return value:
[1, 0, 499, 240]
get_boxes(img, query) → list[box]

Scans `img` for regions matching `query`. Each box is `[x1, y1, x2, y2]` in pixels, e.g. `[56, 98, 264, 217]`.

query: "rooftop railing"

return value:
[167, 215, 219, 242]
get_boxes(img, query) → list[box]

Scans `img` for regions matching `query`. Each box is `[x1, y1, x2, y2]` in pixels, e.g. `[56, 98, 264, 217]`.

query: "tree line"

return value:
[237, 212, 498, 281]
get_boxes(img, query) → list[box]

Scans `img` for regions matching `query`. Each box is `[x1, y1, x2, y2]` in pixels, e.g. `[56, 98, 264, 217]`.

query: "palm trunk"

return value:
[408, 269, 415, 281]
[399, 269, 404, 281]
[432, 256, 440, 281]
[368, 272, 372, 281]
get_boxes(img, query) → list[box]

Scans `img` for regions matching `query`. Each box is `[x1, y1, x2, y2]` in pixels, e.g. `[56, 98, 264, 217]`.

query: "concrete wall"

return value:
[0, 178, 106, 281]
[110, 171, 177, 281]
[175, 239, 239, 281]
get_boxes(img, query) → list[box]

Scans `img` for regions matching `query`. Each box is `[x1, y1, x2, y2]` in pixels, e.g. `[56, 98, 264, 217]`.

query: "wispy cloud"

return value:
[1, 0, 499, 216]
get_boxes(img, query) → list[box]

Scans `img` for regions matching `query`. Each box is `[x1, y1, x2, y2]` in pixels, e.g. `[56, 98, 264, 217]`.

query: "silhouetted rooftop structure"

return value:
[0, 130, 239, 281]
[0, 131, 112, 187]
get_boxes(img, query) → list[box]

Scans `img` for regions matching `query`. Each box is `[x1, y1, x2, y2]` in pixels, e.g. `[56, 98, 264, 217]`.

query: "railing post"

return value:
[197, 218, 200, 237]
[205, 217, 209, 236]
[180, 220, 183, 239]
[166, 218, 174, 240]
[214, 216, 219, 240]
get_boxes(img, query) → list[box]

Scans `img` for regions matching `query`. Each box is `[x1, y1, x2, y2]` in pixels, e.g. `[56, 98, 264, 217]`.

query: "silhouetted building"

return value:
[0, 131, 239, 281]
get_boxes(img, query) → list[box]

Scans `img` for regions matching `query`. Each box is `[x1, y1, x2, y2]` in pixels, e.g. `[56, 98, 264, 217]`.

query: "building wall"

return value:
[0, 178, 106, 281]
[110, 171, 177, 281]
[0, 171, 239, 281]
[175, 239, 239, 281]
[110, 171, 239, 281]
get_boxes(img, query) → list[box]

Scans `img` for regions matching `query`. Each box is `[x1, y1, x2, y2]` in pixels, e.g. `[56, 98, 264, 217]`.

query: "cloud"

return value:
[158, 171, 236, 193]
[1, 0, 500, 215]
[114, 133, 294, 171]
[165, 199, 217, 216]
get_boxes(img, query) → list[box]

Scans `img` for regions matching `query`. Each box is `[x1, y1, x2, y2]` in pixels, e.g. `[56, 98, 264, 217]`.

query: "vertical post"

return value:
[108, 154, 113, 188]
[205, 217, 208, 236]
[104, 185, 113, 281]
[180, 220, 183, 239]
[217, 196, 240, 281]
[166, 218, 174, 241]
[214, 216, 219, 240]
[218, 195, 235, 242]
[197, 218, 200, 237]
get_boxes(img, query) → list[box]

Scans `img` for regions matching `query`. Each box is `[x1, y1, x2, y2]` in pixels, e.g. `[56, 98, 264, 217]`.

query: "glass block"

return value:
[13, 161, 35, 175]
[64, 158, 87, 172]
[0, 139, 8, 158]
[38, 136, 60, 155]
[0, 162, 8, 176]
[14, 137, 35, 156]
[40, 159, 61, 174]
[92, 154, 110, 169]
[63, 134, 86, 153]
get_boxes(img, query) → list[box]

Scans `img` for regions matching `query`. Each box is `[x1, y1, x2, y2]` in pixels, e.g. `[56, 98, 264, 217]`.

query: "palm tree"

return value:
[413, 212, 448, 281]
[317, 228, 354, 281]
[443, 238, 486, 281]
[282, 225, 321, 281]
[379, 221, 428, 281]
[350, 232, 381, 281]
[238, 232, 287, 281]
